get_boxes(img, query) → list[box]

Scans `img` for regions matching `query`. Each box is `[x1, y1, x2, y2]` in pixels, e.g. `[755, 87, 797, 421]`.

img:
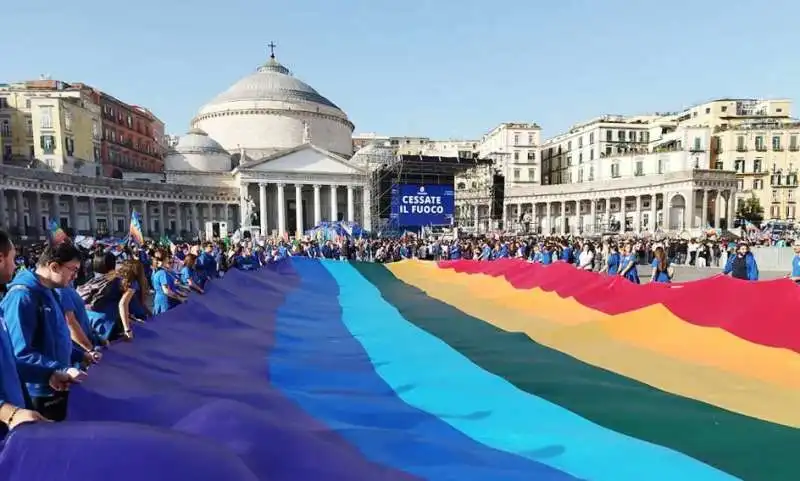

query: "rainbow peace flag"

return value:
[46, 218, 69, 245]
[3, 258, 795, 481]
[128, 211, 144, 245]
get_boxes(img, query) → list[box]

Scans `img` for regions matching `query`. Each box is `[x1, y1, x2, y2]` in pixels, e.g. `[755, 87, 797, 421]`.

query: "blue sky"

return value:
[6, 0, 800, 139]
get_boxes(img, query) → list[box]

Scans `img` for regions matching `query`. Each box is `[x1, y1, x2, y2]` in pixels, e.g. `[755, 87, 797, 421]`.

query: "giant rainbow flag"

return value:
[2, 258, 796, 481]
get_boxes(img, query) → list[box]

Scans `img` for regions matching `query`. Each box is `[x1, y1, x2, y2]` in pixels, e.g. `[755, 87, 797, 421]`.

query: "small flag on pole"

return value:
[129, 211, 144, 245]
[47, 219, 69, 245]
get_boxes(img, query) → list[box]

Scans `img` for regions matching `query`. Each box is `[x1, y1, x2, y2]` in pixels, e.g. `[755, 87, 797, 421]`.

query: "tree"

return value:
[736, 193, 764, 224]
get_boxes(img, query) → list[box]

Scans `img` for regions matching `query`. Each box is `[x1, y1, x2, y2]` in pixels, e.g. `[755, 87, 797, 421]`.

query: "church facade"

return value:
[0, 52, 371, 240]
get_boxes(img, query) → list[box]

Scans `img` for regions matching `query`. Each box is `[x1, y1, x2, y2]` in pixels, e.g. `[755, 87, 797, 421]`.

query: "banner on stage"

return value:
[390, 184, 454, 226]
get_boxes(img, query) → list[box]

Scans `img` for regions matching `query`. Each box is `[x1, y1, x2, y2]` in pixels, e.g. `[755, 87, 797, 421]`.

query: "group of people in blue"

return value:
[0, 231, 246, 433]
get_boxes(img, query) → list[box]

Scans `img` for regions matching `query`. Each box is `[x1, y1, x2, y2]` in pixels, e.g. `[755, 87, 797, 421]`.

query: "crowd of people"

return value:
[0, 227, 789, 436]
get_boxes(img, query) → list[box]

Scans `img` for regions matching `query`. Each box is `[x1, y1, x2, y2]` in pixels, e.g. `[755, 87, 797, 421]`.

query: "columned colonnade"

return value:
[504, 188, 737, 235]
[241, 180, 371, 237]
[0, 186, 240, 238]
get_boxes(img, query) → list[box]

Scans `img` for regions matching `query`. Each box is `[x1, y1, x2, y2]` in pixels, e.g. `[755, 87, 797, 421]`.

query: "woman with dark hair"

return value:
[180, 253, 205, 294]
[151, 249, 186, 315]
[84, 260, 139, 342]
[127, 259, 152, 321]
[650, 246, 674, 283]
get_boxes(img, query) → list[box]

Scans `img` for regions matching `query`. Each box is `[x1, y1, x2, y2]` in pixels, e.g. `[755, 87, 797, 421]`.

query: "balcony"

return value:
[736, 147, 748, 152]
[755, 146, 767, 152]
[689, 147, 706, 153]
[773, 146, 784, 152]
[790, 146, 799, 152]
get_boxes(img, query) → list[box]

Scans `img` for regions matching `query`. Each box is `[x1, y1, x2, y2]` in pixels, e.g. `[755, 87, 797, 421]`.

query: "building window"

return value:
[635, 161, 644, 176]
[589, 132, 594, 144]
[589, 149, 594, 161]
[527, 133, 534, 145]
[578, 137, 583, 148]
[0, 120, 9, 136]
[527, 151, 535, 161]
[26, 119, 32, 136]
[611, 163, 620, 178]
[40, 135, 56, 154]
[527, 168, 535, 181]
[735, 158, 745, 173]
[628, 131, 635, 141]
[567, 141, 572, 151]
[40, 107, 53, 129]
[92, 121, 99, 139]
[64, 111, 72, 131]
[513, 169, 520, 180]
[791, 135, 799, 151]
[514, 151, 519, 161]
[617, 130, 625, 141]
[753, 179, 762, 190]
[2, 145, 11, 160]
[127, 115, 133, 128]
[65, 137, 74, 156]
[693, 137, 702, 151]
[789, 190, 795, 202]
[578, 152, 583, 164]
[588, 166, 594, 181]
[578, 169, 584, 182]
[714, 161, 724, 170]
[772, 135, 782, 150]
[755, 135, 765, 151]
[93, 146, 100, 162]
[771, 206, 780, 218]
[753, 159, 762, 173]
[606, 130, 612, 142]
[605, 146, 612, 156]
[736, 136, 745, 151]
[772, 190, 780, 202]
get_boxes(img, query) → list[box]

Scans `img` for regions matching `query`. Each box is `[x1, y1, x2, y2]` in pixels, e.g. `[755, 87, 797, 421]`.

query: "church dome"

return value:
[192, 52, 354, 158]
[164, 129, 232, 173]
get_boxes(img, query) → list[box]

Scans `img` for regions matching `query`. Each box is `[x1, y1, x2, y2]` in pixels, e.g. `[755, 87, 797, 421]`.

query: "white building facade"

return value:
[0, 52, 370, 239]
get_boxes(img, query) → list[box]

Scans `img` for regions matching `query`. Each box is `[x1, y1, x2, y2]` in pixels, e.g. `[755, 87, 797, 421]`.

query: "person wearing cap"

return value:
[723, 242, 759, 281]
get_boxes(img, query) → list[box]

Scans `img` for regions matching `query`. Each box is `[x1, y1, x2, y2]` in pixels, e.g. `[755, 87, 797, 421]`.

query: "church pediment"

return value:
[240, 144, 364, 175]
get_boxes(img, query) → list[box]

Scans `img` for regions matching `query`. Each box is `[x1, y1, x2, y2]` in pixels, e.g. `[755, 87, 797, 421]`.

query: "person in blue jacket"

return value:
[723, 242, 759, 281]
[1, 240, 88, 422]
[0, 231, 73, 433]
[151, 249, 186, 314]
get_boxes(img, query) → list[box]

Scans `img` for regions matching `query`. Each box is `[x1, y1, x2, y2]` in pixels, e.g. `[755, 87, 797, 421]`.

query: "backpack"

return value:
[77, 276, 115, 311]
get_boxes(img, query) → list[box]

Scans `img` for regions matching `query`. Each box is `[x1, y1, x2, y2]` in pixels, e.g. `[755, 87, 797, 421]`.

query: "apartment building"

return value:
[0, 80, 102, 176]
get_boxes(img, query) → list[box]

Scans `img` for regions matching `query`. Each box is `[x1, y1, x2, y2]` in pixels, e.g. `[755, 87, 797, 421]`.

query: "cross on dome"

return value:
[267, 41, 277, 59]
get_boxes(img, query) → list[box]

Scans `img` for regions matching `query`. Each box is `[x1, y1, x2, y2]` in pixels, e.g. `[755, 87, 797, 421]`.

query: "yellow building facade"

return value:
[0, 82, 101, 176]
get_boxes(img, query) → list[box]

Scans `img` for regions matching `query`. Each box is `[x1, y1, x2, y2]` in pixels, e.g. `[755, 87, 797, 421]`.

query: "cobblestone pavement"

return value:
[635, 264, 785, 282]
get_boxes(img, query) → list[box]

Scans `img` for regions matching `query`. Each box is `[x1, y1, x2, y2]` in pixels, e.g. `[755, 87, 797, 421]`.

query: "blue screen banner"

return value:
[391, 184, 455, 226]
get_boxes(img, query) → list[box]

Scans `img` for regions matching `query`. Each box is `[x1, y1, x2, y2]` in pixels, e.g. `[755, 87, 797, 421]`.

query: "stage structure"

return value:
[368, 154, 492, 234]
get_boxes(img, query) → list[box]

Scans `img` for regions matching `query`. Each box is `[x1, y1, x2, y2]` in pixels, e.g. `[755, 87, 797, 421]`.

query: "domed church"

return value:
[164, 47, 370, 237]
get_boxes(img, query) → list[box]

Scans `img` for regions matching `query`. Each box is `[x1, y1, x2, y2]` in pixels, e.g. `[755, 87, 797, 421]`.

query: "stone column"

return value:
[89, 197, 97, 234]
[32, 192, 42, 234]
[0, 187, 9, 229]
[0, 189, 7, 228]
[191, 203, 199, 234]
[728, 190, 737, 228]
[142, 200, 150, 236]
[560, 202, 567, 235]
[259, 183, 268, 236]
[313, 184, 322, 226]
[620, 196, 627, 232]
[633, 196, 640, 233]
[295, 184, 304, 235]
[346, 185, 355, 223]
[174, 203, 182, 233]
[473, 204, 479, 232]
[683, 187, 702, 230]
[70, 196, 78, 231]
[329, 185, 338, 222]
[52, 193, 61, 224]
[362, 186, 372, 232]
[123, 198, 130, 225]
[239, 182, 249, 229]
[159, 201, 166, 236]
[277, 183, 286, 236]
[700, 189, 708, 228]
[14, 191, 23, 231]
[590, 199, 597, 234]
[107, 198, 114, 234]
[714, 191, 722, 228]
[545, 202, 552, 234]
[649, 194, 657, 230]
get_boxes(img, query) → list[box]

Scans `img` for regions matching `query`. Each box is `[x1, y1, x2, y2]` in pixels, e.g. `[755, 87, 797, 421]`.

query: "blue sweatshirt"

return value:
[1, 269, 83, 398]
[0, 311, 26, 407]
